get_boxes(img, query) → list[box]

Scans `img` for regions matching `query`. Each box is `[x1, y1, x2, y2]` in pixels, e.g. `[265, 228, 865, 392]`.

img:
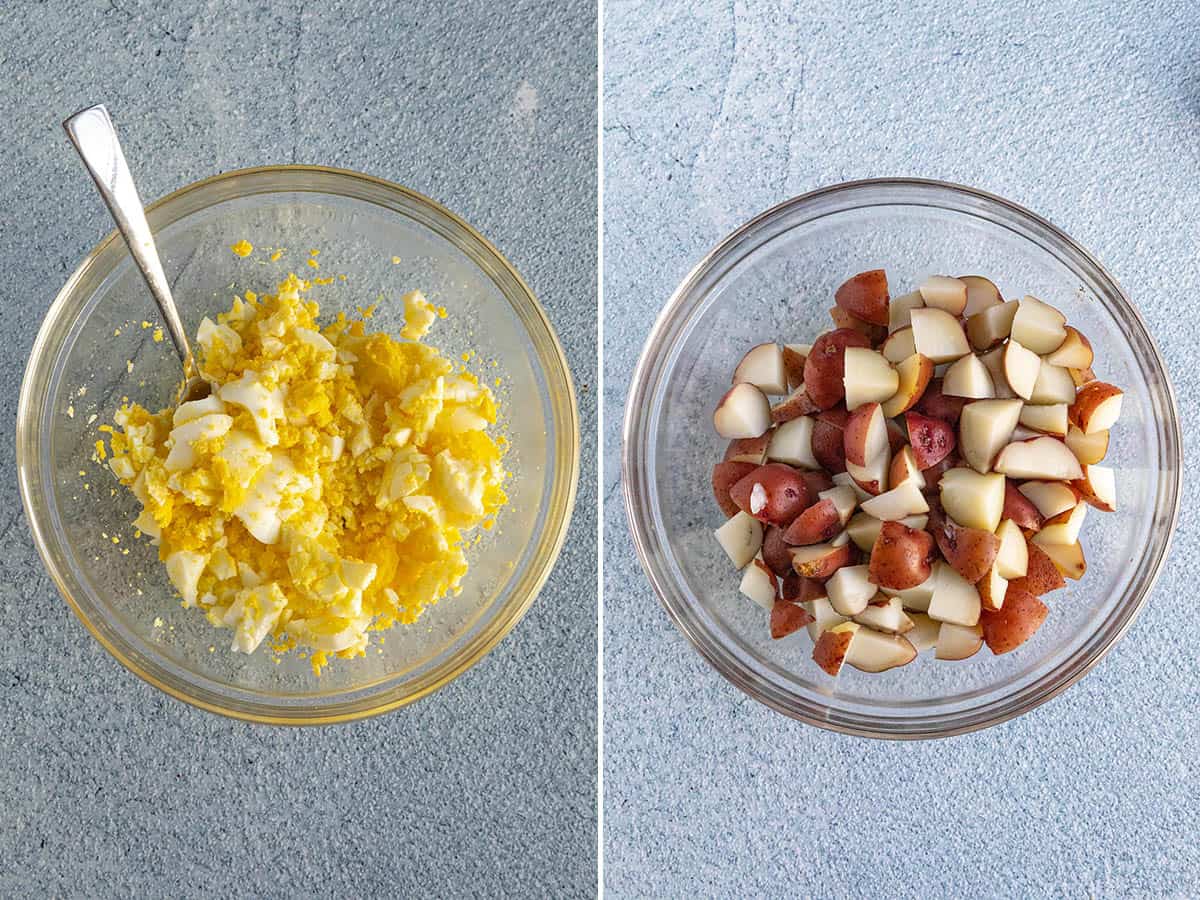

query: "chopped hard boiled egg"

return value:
[104, 269, 507, 672]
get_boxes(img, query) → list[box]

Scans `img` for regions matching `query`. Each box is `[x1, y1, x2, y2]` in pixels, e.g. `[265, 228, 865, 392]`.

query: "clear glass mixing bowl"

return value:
[623, 179, 1180, 739]
[18, 166, 579, 724]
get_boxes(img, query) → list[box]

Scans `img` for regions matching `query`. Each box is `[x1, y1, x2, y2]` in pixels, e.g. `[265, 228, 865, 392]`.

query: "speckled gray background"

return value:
[604, 1, 1197, 896]
[0, 1, 596, 896]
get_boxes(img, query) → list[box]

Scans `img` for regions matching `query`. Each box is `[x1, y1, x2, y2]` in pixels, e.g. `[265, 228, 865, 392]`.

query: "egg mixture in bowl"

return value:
[18, 167, 579, 723]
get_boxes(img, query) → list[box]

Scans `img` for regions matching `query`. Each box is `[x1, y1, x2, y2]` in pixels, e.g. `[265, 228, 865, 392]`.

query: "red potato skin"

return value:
[724, 434, 771, 464]
[843, 403, 882, 467]
[927, 504, 1000, 583]
[1072, 474, 1115, 512]
[1003, 482, 1044, 531]
[712, 461, 757, 517]
[811, 408, 850, 474]
[1069, 381, 1122, 430]
[981, 586, 1048, 654]
[886, 418, 907, 454]
[801, 470, 835, 495]
[770, 387, 822, 423]
[790, 543, 856, 580]
[1008, 540, 1066, 596]
[834, 269, 890, 327]
[770, 600, 815, 639]
[915, 378, 969, 424]
[782, 498, 842, 546]
[812, 627, 854, 675]
[761, 526, 795, 576]
[905, 411, 957, 469]
[868, 521, 935, 590]
[829, 306, 887, 345]
[779, 571, 827, 604]
[729, 463, 812, 526]
[803, 329, 872, 410]
[782, 346, 807, 391]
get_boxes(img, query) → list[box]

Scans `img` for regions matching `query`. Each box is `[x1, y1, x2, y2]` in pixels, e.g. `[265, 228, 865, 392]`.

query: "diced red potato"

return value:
[958, 399, 1022, 474]
[1045, 326, 1094, 369]
[713, 382, 772, 439]
[811, 407, 850, 474]
[905, 612, 941, 653]
[927, 504, 999, 583]
[729, 463, 812, 526]
[868, 521, 934, 590]
[845, 627, 917, 672]
[843, 403, 889, 467]
[861, 479, 929, 521]
[905, 411, 957, 469]
[770, 385, 821, 423]
[1019, 403, 1068, 436]
[782, 345, 808, 391]
[1010, 296, 1067, 354]
[910, 308, 970, 363]
[1003, 482, 1045, 531]
[888, 445, 927, 490]
[926, 562, 982, 627]
[825, 564, 876, 616]
[942, 353, 995, 400]
[1018, 481, 1078, 520]
[1008, 539, 1066, 596]
[889, 291, 924, 332]
[980, 586, 1048, 654]
[846, 511, 928, 553]
[714, 511, 764, 569]
[780, 571, 826, 604]
[978, 346, 1017, 400]
[935, 621, 984, 660]
[712, 460, 757, 517]
[761, 526, 795, 576]
[789, 538, 856, 580]
[812, 622, 858, 675]
[724, 434, 771, 464]
[959, 275, 1003, 316]
[938, 468, 1004, 532]
[732, 343, 788, 395]
[1031, 501, 1088, 547]
[804, 593, 847, 642]
[918, 452, 961, 494]
[994, 436, 1083, 481]
[1029, 362, 1077, 405]
[830, 306, 887, 344]
[1070, 366, 1098, 387]
[914, 377, 969, 424]
[803, 329, 873, 409]
[845, 444, 891, 496]
[1038, 540, 1086, 580]
[782, 498, 843, 546]
[994, 519, 1029, 579]
[1002, 339, 1041, 400]
[801, 470, 836, 496]
[843, 348, 899, 409]
[766, 416, 817, 468]
[978, 564, 1008, 612]
[966, 299, 1019, 350]
[1070, 382, 1124, 434]
[919, 275, 968, 315]
[1072, 464, 1116, 512]
[853, 595, 915, 635]
[881, 326, 916, 364]
[1064, 425, 1109, 466]
[739, 558, 778, 609]
[769, 599, 815, 639]
[880, 353, 934, 418]
[834, 269, 890, 326]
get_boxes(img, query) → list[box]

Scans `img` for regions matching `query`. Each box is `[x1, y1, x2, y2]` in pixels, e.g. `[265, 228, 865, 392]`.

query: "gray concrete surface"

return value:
[0, 1, 596, 896]
[604, 1, 1199, 896]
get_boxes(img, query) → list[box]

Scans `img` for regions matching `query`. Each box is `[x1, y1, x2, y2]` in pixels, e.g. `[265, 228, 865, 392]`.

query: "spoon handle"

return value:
[63, 104, 195, 374]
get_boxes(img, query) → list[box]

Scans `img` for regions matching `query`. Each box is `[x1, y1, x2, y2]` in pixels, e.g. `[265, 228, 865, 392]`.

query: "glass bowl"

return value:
[18, 166, 578, 724]
[623, 178, 1180, 739]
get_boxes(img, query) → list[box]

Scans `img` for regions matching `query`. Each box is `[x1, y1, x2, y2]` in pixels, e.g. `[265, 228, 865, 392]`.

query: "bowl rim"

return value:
[17, 164, 580, 725]
[622, 176, 1181, 739]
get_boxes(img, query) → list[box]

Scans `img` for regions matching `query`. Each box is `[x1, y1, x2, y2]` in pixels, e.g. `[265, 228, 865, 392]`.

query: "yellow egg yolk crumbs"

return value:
[103, 274, 507, 673]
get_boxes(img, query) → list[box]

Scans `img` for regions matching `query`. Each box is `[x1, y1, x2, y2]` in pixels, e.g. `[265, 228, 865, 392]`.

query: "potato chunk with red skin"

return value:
[980, 586, 1048, 654]
[803, 329, 872, 410]
[783, 498, 843, 546]
[770, 600, 815, 639]
[760, 526, 795, 576]
[811, 407, 850, 474]
[868, 521, 934, 590]
[927, 504, 999, 583]
[1008, 540, 1066, 596]
[712, 461, 757, 517]
[1002, 481, 1044, 531]
[914, 377, 969, 424]
[834, 269, 890, 326]
[905, 411, 957, 469]
[729, 463, 812, 527]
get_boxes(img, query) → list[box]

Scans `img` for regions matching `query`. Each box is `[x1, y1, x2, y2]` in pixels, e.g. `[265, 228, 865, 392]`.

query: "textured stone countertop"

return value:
[604, 1, 1198, 896]
[0, 1, 596, 896]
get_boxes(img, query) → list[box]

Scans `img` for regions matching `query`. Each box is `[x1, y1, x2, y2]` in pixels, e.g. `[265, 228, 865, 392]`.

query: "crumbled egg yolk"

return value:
[104, 273, 507, 673]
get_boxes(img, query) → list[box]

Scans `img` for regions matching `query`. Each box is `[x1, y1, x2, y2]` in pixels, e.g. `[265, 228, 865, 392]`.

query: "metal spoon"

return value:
[63, 104, 211, 403]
